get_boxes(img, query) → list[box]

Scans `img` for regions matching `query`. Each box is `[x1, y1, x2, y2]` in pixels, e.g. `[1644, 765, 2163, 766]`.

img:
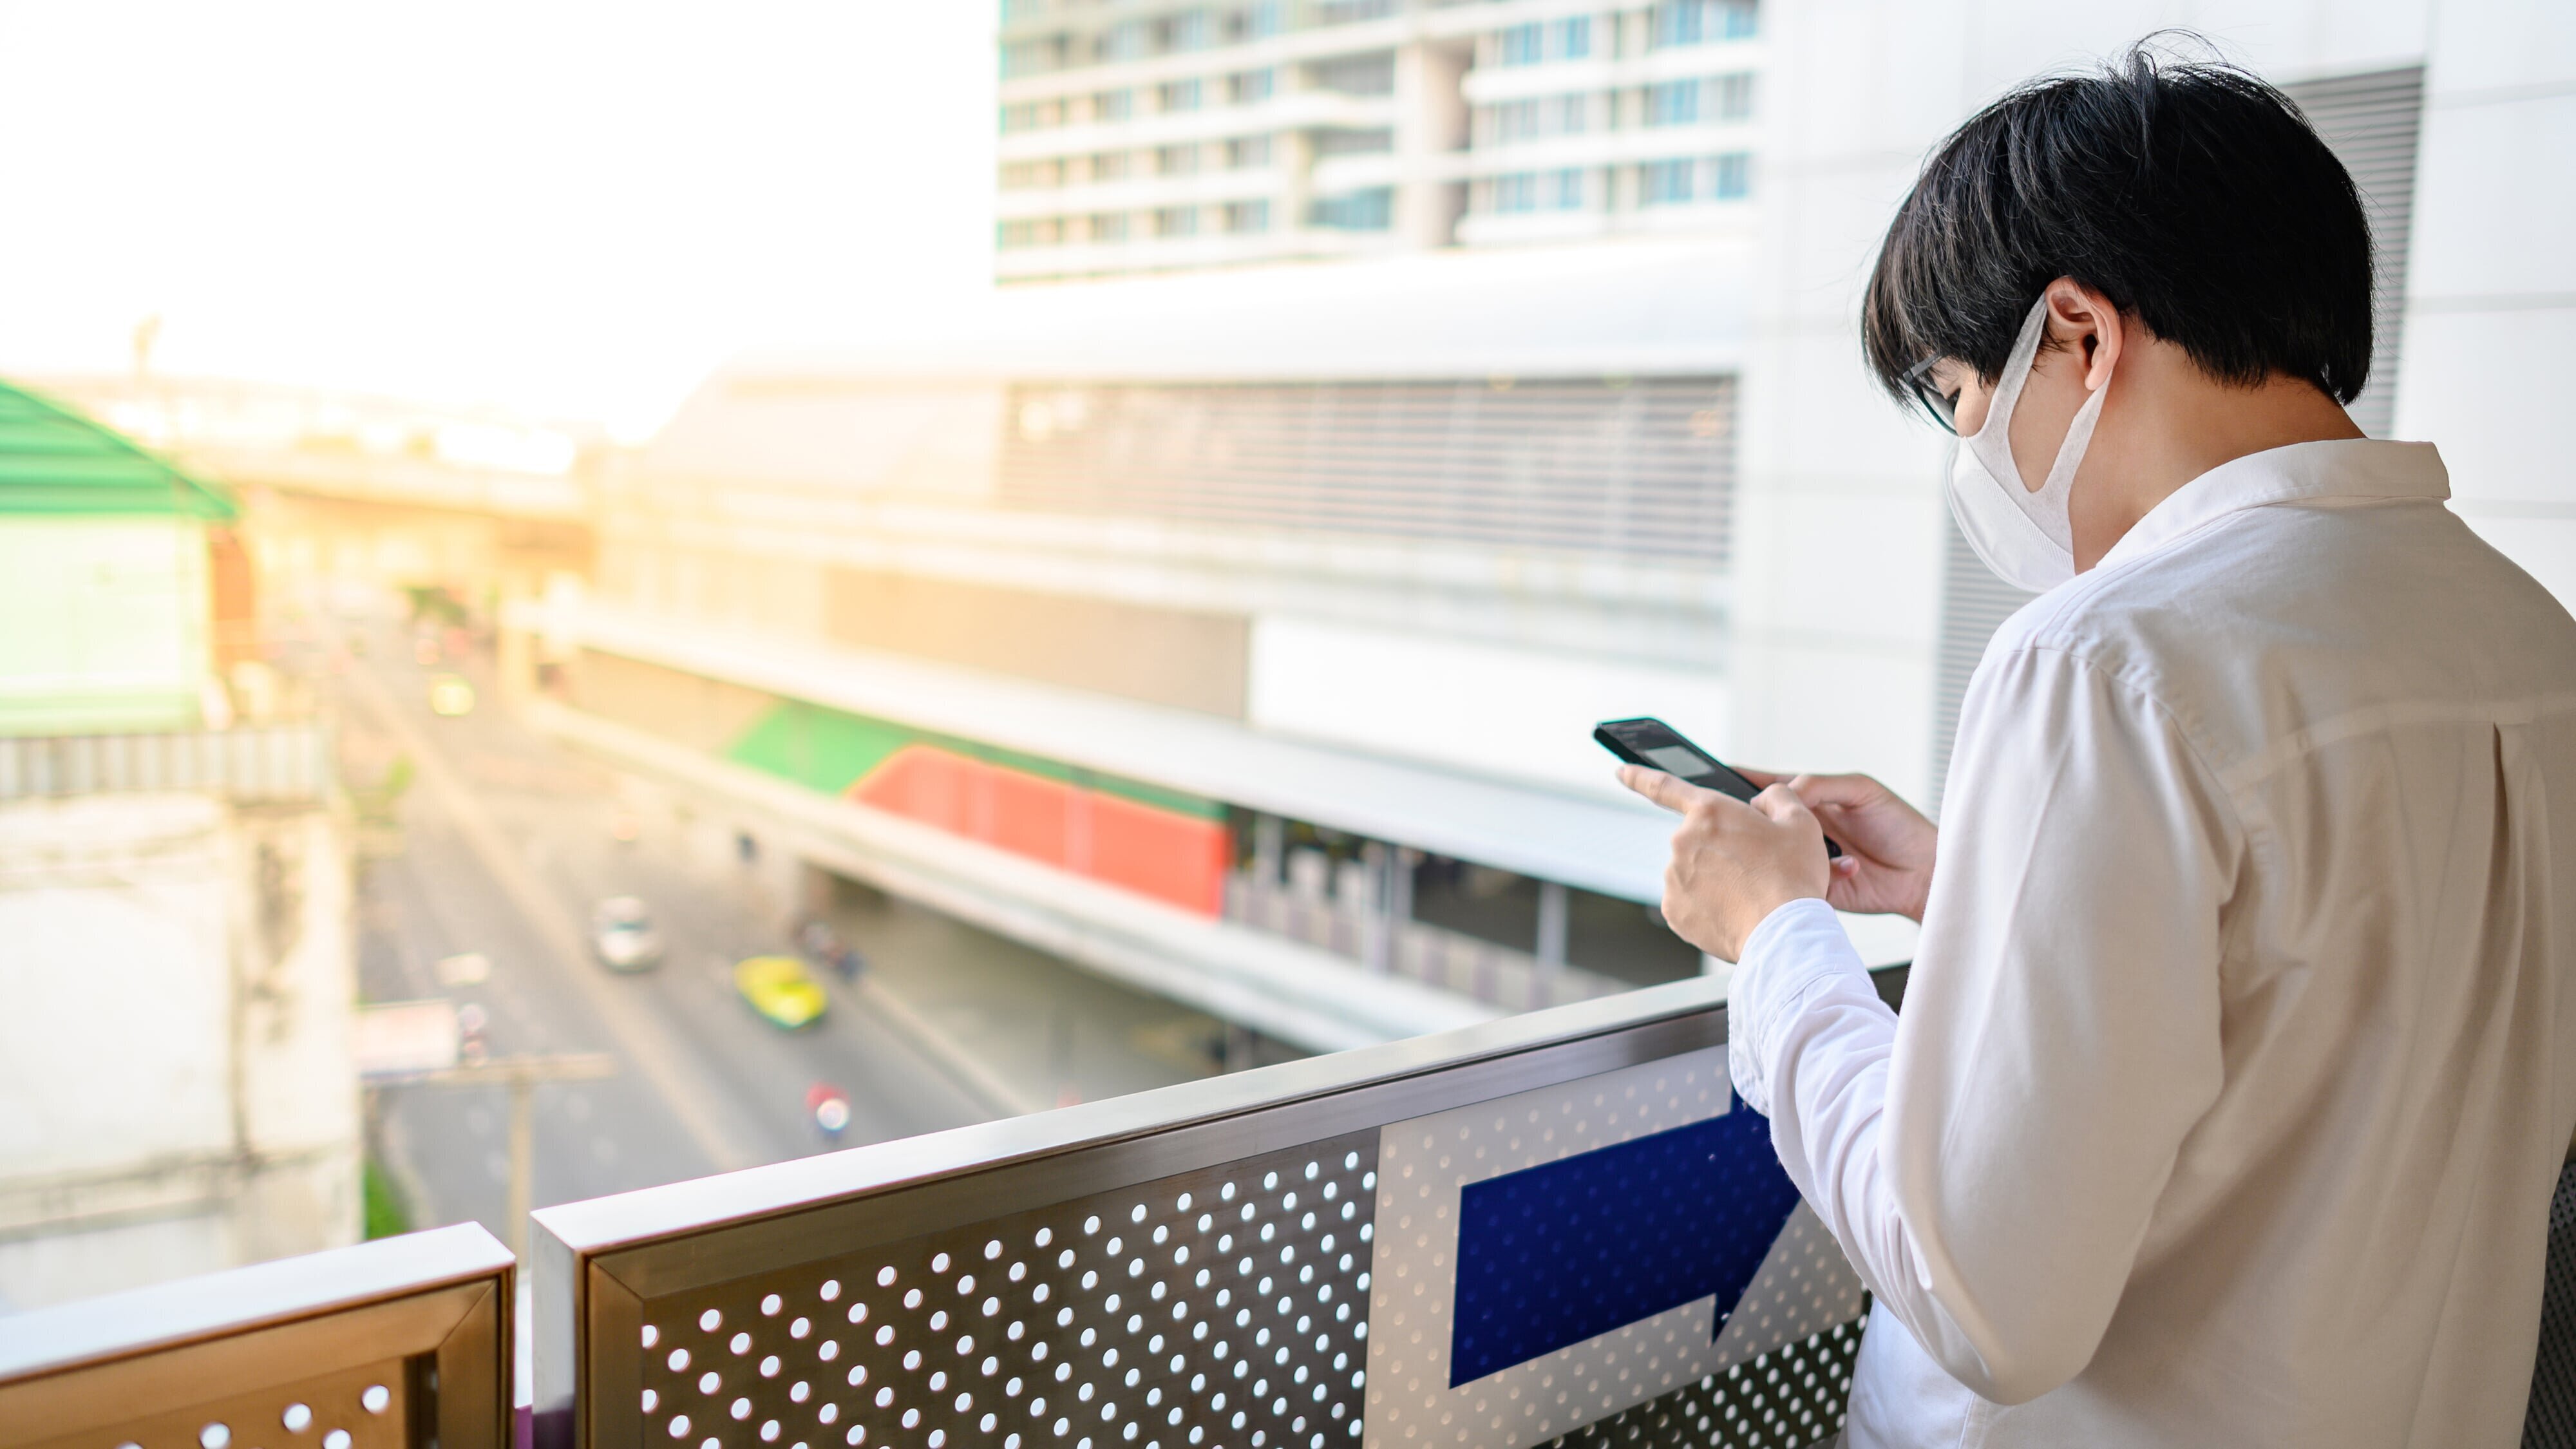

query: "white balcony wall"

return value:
[2395, 1, 2576, 608]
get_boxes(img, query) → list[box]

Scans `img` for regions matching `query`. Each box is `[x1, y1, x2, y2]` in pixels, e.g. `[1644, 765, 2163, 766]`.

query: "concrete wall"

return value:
[0, 791, 357, 1311]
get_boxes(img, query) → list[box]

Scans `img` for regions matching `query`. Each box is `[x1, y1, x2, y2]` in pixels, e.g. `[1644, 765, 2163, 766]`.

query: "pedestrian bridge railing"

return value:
[528, 969, 1906, 1449]
[0, 1223, 513, 1449]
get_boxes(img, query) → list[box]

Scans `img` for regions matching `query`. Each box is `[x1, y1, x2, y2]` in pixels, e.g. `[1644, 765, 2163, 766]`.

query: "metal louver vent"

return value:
[1926, 506, 2034, 819]
[2284, 66, 2426, 439]
[995, 379, 1735, 567]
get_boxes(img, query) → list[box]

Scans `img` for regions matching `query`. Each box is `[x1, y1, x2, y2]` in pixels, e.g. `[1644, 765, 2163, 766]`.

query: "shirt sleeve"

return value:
[1728, 642, 2236, 1405]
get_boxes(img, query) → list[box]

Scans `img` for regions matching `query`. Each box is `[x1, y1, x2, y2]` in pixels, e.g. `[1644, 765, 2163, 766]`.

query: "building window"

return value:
[1001, 37, 1061, 78]
[1228, 68, 1276, 104]
[1558, 93, 1589, 134]
[1556, 16, 1591, 59]
[1645, 79, 1701, 126]
[999, 159, 1068, 191]
[1652, 0, 1757, 48]
[1712, 150, 1751, 199]
[998, 219, 1044, 249]
[1313, 126, 1393, 156]
[1156, 143, 1201, 175]
[1090, 213, 1130, 243]
[1553, 167, 1586, 209]
[1001, 102, 1043, 134]
[1240, 1, 1285, 40]
[1159, 78, 1204, 112]
[1492, 173, 1539, 213]
[1153, 205, 1199, 237]
[1160, 8, 1211, 52]
[1498, 21, 1544, 66]
[1313, 0, 1396, 23]
[1093, 89, 1134, 122]
[1311, 187, 1394, 230]
[1090, 151, 1132, 182]
[1307, 52, 1396, 95]
[1099, 20, 1148, 61]
[1224, 199, 1271, 233]
[1640, 157, 1695, 205]
[1484, 99, 1542, 143]
[1226, 134, 1274, 168]
[1714, 71, 1754, 120]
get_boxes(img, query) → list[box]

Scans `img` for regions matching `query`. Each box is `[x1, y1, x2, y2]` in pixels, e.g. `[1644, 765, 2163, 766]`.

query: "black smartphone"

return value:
[1595, 716, 1842, 858]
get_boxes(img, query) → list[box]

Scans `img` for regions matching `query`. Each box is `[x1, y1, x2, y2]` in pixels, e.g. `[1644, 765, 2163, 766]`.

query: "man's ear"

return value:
[2042, 278, 2124, 391]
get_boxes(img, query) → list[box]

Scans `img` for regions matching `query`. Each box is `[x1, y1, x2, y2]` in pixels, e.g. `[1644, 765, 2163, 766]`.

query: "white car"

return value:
[590, 896, 665, 972]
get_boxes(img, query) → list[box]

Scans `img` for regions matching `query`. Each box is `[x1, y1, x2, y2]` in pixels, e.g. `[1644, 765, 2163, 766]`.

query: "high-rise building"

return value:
[993, 0, 1763, 281]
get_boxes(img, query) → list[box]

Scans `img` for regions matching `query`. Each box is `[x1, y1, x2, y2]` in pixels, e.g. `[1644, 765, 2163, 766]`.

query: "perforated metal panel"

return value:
[1537, 1324, 1864, 1449]
[635, 1133, 1381, 1449]
[26, 1364, 416, 1449]
[2523, 1159, 2576, 1448]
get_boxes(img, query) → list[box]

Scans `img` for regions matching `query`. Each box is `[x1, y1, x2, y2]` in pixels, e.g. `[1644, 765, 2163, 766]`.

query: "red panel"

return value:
[1087, 791, 1231, 916]
[851, 744, 1228, 917]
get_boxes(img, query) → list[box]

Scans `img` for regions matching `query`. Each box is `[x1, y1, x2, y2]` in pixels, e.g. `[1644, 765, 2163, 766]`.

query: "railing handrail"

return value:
[533, 971, 1728, 1262]
[0, 1221, 510, 1381]
[531, 963, 1908, 1449]
[0, 1217, 518, 1443]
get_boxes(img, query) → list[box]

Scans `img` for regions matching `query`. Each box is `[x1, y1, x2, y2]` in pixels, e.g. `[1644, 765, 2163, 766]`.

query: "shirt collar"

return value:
[2094, 439, 2450, 572]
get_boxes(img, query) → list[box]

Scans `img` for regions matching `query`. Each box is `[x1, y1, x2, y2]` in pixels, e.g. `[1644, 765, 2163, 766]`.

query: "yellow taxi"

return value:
[733, 955, 828, 1030]
[427, 674, 477, 717]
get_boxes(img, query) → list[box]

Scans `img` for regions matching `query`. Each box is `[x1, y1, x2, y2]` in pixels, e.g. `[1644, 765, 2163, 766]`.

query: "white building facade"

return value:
[992, 0, 1765, 280]
[524, 0, 2572, 1052]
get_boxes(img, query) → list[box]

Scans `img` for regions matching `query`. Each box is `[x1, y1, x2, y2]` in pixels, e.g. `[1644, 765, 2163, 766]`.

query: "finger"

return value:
[1785, 772, 1884, 808]
[1617, 764, 1715, 815]
[1751, 782, 1815, 826]
[1734, 765, 1786, 788]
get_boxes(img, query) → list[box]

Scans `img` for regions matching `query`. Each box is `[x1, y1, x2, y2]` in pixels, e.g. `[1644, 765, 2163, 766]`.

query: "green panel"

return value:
[0, 518, 207, 734]
[0, 378, 238, 519]
[720, 698, 1226, 820]
[723, 701, 918, 795]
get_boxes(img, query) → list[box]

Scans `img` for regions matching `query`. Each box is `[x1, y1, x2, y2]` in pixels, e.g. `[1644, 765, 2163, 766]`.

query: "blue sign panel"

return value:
[1448, 1097, 1801, 1385]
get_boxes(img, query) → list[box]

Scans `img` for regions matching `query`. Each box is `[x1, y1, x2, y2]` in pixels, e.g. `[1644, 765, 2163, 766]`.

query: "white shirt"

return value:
[1728, 440, 2576, 1446]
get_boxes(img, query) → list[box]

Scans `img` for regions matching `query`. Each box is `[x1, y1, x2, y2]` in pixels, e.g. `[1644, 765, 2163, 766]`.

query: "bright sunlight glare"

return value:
[0, 2, 998, 440]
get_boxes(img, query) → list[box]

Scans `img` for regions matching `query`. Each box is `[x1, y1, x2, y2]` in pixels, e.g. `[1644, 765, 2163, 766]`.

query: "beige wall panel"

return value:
[573, 648, 778, 753]
[823, 567, 1249, 719]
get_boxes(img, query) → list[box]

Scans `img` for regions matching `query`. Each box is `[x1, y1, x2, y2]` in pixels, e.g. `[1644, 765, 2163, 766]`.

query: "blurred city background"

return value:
[0, 0, 2564, 1321]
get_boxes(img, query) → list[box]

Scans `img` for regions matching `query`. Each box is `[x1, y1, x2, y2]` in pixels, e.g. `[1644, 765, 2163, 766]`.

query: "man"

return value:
[1620, 49, 2576, 1446]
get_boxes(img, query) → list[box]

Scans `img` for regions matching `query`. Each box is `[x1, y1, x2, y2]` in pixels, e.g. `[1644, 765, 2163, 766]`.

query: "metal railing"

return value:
[0, 1223, 513, 1449]
[529, 969, 1906, 1449]
[0, 723, 334, 803]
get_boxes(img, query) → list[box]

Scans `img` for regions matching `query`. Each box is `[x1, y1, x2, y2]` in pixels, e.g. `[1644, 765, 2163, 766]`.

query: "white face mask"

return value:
[1945, 296, 2111, 593]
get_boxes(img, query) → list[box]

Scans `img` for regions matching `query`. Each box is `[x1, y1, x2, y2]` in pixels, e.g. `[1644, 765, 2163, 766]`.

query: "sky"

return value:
[0, 3, 997, 440]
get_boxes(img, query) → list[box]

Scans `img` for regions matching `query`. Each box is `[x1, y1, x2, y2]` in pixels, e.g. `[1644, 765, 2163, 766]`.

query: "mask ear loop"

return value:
[1962, 298, 2054, 490]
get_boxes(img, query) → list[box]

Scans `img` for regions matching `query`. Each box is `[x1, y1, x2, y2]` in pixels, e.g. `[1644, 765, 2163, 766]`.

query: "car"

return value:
[427, 673, 476, 716]
[734, 954, 828, 1030]
[589, 896, 665, 971]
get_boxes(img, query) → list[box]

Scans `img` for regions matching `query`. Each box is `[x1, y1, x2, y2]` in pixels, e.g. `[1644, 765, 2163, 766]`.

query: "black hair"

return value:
[1860, 39, 2373, 406]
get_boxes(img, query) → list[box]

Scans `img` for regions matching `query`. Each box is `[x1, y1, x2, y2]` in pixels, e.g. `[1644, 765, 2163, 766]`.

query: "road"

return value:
[334, 611, 1274, 1245]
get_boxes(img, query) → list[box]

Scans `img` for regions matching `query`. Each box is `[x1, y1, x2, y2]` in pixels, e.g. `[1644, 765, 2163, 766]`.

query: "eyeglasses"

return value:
[1901, 355, 1960, 435]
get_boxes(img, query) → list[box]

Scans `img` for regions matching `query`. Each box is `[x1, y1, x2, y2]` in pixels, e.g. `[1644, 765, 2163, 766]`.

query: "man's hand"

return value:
[1737, 768, 1938, 922]
[1618, 766, 1833, 963]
